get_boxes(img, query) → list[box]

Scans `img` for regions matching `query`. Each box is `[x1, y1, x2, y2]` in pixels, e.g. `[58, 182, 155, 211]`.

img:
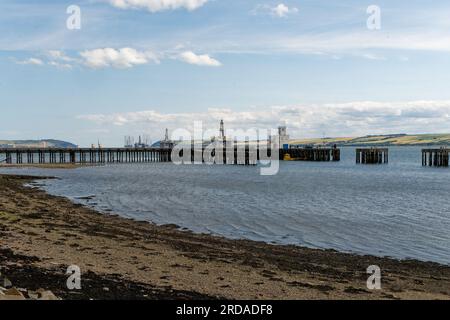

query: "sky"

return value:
[1, 0, 450, 146]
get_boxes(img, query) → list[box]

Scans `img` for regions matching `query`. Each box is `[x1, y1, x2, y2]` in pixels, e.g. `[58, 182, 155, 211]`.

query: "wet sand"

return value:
[1, 173, 450, 300]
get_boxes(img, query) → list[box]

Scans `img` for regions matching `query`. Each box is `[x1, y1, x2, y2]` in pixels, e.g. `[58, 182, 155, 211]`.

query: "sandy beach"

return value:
[1, 173, 450, 300]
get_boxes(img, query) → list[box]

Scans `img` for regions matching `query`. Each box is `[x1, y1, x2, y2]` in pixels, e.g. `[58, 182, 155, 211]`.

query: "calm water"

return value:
[2, 147, 450, 265]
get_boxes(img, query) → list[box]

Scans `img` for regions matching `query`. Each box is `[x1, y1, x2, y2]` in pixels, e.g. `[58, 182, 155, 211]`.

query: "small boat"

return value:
[283, 154, 301, 161]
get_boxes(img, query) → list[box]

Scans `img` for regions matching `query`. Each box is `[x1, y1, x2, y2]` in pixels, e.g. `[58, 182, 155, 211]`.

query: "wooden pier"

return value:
[0, 148, 172, 165]
[0, 145, 267, 166]
[1, 145, 334, 166]
[356, 148, 388, 164]
[422, 148, 449, 167]
[281, 146, 341, 162]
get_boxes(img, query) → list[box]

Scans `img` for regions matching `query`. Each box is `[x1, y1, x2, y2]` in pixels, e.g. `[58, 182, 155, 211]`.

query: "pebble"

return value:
[0, 288, 25, 300]
[0, 273, 13, 288]
[37, 289, 59, 300]
[0, 275, 60, 300]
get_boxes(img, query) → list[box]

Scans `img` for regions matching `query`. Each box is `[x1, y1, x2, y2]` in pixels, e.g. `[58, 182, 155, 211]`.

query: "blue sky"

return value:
[1, 0, 450, 146]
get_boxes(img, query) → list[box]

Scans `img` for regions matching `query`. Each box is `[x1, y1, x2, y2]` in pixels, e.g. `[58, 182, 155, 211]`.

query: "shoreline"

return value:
[1, 173, 450, 300]
[0, 164, 99, 169]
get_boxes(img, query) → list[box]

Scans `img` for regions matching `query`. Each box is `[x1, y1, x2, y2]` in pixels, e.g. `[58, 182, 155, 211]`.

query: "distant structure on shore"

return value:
[124, 135, 151, 148]
[219, 119, 225, 141]
[269, 126, 290, 149]
[125, 129, 174, 149]
[210, 120, 226, 144]
[160, 129, 174, 149]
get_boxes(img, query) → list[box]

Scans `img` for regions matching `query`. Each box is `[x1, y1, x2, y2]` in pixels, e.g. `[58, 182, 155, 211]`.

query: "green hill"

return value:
[0, 139, 77, 148]
[290, 134, 450, 146]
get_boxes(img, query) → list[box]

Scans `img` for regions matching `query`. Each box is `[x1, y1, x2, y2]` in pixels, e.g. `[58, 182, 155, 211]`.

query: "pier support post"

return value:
[422, 148, 449, 167]
[356, 148, 388, 164]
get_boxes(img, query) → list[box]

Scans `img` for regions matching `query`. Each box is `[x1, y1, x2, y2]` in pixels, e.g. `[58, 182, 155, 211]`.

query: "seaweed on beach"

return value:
[0, 248, 217, 300]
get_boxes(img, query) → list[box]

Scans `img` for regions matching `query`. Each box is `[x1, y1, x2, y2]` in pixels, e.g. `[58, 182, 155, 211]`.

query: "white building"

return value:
[270, 126, 290, 149]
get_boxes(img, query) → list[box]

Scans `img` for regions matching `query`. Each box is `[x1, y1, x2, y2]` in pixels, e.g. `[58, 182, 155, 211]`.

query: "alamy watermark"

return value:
[66, 265, 82, 290]
[66, 5, 81, 30]
[367, 265, 381, 290]
[367, 5, 381, 30]
[65, 5, 380, 31]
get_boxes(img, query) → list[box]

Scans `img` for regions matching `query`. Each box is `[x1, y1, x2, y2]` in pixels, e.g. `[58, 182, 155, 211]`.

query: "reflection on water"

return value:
[2, 147, 450, 264]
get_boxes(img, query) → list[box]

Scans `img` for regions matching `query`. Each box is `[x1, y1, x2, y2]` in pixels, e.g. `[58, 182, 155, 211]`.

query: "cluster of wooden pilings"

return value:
[0, 148, 171, 165]
[185, 149, 258, 165]
[422, 148, 449, 167]
[280, 147, 341, 162]
[356, 148, 389, 164]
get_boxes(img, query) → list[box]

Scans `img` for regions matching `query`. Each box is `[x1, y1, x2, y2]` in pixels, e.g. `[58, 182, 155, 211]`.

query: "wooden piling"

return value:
[422, 148, 449, 167]
[356, 148, 388, 164]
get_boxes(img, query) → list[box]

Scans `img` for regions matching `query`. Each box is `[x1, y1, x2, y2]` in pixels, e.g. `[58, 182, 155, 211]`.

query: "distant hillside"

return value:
[290, 134, 450, 147]
[0, 139, 77, 148]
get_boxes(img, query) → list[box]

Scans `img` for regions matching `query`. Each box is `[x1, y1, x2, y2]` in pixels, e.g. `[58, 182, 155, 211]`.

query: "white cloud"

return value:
[252, 3, 298, 18]
[47, 50, 75, 62]
[48, 61, 73, 69]
[265, 31, 450, 54]
[179, 51, 222, 67]
[77, 100, 450, 138]
[79, 47, 159, 69]
[272, 3, 298, 18]
[16, 57, 43, 65]
[360, 53, 386, 61]
[46, 50, 76, 69]
[15, 50, 76, 69]
[14, 48, 221, 70]
[107, 0, 208, 12]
